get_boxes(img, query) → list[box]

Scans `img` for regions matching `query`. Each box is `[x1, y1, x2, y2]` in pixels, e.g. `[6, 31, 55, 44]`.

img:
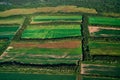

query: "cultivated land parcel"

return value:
[88, 16, 120, 57]
[22, 24, 81, 39]
[0, 16, 120, 64]
[0, 1, 120, 79]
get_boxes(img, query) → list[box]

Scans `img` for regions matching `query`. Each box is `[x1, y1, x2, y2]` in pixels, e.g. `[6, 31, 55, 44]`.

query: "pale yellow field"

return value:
[0, 6, 97, 17]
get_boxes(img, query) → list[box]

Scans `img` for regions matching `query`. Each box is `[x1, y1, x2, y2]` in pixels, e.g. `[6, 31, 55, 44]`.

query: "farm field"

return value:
[0, 16, 25, 25]
[0, 73, 76, 80]
[31, 15, 82, 23]
[89, 26, 120, 37]
[0, 39, 82, 64]
[0, 25, 20, 39]
[89, 40, 120, 56]
[89, 16, 120, 26]
[22, 24, 81, 39]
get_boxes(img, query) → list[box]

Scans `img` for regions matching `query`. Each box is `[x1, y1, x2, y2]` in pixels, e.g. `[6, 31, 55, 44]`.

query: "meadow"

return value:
[22, 24, 81, 39]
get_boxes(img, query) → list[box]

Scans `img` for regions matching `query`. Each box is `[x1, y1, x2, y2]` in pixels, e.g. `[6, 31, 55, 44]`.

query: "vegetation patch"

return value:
[22, 24, 81, 39]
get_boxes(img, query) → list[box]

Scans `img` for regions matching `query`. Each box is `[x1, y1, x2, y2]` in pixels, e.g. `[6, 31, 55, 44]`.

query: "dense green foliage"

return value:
[89, 41, 120, 56]
[32, 16, 82, 22]
[22, 24, 81, 39]
[0, 25, 19, 39]
[0, 0, 120, 13]
[81, 15, 90, 61]
[89, 17, 120, 26]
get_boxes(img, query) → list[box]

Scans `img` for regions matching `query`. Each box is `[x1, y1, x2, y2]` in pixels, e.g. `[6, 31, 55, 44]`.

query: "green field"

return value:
[0, 73, 76, 80]
[90, 28, 120, 37]
[89, 17, 120, 26]
[22, 24, 81, 39]
[89, 40, 120, 56]
[32, 16, 82, 22]
[0, 25, 19, 39]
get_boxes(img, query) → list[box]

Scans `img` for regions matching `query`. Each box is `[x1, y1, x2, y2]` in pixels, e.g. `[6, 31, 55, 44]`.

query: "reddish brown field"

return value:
[11, 40, 81, 48]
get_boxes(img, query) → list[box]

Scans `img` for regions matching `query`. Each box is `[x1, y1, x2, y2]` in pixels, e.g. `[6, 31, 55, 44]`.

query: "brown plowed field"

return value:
[11, 40, 81, 48]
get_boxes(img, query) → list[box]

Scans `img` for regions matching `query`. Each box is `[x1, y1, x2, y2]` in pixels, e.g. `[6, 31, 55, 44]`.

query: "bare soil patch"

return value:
[11, 40, 81, 48]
